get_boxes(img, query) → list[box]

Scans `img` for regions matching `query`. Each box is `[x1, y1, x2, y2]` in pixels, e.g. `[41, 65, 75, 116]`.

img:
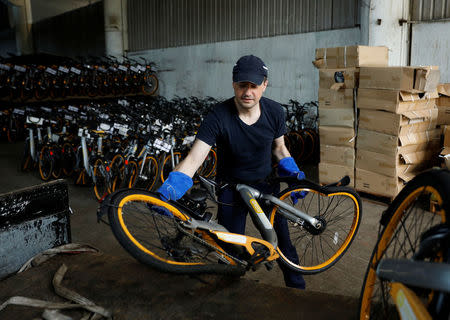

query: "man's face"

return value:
[232, 80, 267, 110]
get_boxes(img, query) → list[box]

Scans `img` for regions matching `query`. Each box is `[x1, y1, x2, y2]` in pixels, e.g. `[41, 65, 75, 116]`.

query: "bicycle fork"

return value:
[236, 185, 278, 249]
[28, 127, 43, 162]
[236, 185, 323, 247]
[81, 136, 93, 178]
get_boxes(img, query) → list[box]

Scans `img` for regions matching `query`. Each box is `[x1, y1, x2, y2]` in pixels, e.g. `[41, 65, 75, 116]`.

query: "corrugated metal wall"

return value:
[32, 2, 105, 57]
[412, 0, 450, 21]
[128, 0, 360, 52]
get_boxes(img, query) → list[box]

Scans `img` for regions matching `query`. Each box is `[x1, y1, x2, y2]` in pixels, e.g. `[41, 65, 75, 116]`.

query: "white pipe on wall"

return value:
[104, 0, 124, 59]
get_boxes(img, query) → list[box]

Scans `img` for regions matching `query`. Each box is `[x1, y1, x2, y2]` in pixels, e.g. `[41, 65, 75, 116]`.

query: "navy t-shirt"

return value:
[196, 96, 286, 182]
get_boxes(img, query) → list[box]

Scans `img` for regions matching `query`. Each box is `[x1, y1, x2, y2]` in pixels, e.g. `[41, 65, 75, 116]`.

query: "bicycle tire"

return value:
[125, 160, 139, 189]
[287, 131, 304, 163]
[6, 122, 17, 143]
[300, 129, 316, 162]
[105, 189, 245, 275]
[93, 158, 108, 201]
[38, 145, 54, 181]
[133, 156, 159, 191]
[270, 182, 362, 274]
[61, 142, 76, 177]
[359, 169, 450, 320]
[141, 74, 158, 96]
[21, 139, 32, 172]
[160, 152, 182, 183]
[51, 147, 63, 179]
[197, 148, 217, 178]
[110, 154, 125, 192]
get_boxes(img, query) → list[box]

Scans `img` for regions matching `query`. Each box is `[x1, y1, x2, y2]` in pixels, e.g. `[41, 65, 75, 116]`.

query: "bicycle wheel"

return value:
[160, 152, 182, 183]
[110, 154, 125, 192]
[125, 160, 138, 189]
[141, 74, 158, 95]
[21, 139, 33, 172]
[51, 147, 63, 179]
[132, 156, 159, 190]
[300, 129, 316, 163]
[38, 145, 54, 181]
[197, 148, 217, 178]
[105, 189, 245, 275]
[359, 169, 450, 320]
[61, 142, 76, 176]
[270, 182, 362, 274]
[93, 158, 108, 201]
[286, 131, 304, 164]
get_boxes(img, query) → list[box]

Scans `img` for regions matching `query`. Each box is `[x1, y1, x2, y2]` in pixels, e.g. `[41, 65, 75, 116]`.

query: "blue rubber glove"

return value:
[157, 171, 193, 201]
[278, 157, 307, 204]
[150, 171, 193, 218]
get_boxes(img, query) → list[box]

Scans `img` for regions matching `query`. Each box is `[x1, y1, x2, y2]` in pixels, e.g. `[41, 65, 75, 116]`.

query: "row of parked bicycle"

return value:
[282, 100, 319, 164]
[0, 54, 159, 102]
[1, 95, 319, 201]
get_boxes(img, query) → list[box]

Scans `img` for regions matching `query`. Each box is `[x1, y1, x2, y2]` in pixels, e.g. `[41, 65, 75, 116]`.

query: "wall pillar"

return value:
[362, 0, 410, 66]
[104, 0, 125, 59]
[8, 0, 33, 55]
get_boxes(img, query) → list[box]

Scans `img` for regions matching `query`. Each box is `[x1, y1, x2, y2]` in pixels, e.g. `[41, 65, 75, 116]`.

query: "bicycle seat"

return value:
[186, 188, 207, 202]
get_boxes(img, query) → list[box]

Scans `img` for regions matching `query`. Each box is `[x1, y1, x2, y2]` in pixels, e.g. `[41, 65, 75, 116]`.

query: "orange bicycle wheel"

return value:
[160, 152, 182, 183]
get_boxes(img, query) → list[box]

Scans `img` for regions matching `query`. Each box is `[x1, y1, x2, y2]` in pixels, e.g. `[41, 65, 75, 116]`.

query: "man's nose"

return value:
[243, 85, 252, 93]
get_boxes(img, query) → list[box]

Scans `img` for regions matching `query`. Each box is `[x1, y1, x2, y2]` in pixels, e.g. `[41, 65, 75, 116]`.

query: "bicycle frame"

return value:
[193, 177, 322, 258]
[377, 258, 450, 320]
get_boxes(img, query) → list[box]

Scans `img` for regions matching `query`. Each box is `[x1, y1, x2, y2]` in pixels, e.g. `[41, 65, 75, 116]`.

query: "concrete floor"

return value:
[0, 141, 389, 318]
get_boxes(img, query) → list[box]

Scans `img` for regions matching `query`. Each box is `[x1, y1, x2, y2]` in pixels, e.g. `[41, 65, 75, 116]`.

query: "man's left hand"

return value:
[278, 157, 308, 205]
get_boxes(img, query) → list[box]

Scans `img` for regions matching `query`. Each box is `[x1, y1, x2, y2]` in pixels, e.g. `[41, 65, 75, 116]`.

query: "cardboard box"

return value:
[398, 140, 441, 154]
[320, 145, 355, 167]
[355, 168, 408, 198]
[319, 108, 355, 128]
[358, 108, 438, 135]
[436, 105, 450, 125]
[437, 85, 450, 125]
[356, 149, 436, 178]
[313, 45, 388, 69]
[319, 162, 354, 187]
[415, 67, 441, 92]
[437, 83, 450, 96]
[357, 128, 442, 155]
[440, 148, 450, 169]
[357, 88, 438, 114]
[318, 88, 354, 109]
[440, 125, 450, 169]
[319, 126, 355, 147]
[319, 68, 359, 90]
[444, 126, 450, 147]
[359, 66, 440, 92]
[438, 96, 450, 107]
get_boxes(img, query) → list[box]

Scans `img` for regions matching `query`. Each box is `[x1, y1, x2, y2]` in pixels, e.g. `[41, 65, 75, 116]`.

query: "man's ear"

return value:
[262, 79, 268, 91]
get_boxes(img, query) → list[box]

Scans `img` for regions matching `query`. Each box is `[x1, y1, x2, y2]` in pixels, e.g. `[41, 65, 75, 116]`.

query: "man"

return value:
[157, 55, 306, 289]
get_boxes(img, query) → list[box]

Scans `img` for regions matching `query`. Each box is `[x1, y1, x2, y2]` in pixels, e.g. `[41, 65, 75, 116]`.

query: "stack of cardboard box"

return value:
[313, 45, 389, 187]
[437, 83, 450, 126]
[441, 126, 450, 169]
[355, 66, 441, 198]
[437, 84, 450, 167]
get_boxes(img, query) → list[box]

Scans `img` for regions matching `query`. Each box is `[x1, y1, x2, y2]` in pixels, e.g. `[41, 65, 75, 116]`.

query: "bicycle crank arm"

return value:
[262, 194, 322, 229]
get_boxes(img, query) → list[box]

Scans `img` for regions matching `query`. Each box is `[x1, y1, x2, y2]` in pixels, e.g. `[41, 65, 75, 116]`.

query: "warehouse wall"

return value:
[411, 21, 450, 83]
[361, 0, 409, 66]
[130, 27, 360, 103]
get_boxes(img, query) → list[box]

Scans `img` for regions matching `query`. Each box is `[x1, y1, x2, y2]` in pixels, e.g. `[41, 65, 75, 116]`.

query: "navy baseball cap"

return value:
[232, 55, 268, 85]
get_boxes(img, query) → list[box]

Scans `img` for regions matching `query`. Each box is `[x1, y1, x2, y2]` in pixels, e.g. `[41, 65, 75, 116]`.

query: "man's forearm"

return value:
[273, 144, 291, 162]
[174, 139, 212, 177]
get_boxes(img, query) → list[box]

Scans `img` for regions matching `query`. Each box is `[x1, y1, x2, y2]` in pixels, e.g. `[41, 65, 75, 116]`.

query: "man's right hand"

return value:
[157, 171, 193, 201]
